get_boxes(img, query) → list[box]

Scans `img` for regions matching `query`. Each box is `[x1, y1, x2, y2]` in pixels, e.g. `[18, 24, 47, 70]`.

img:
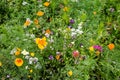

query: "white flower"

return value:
[30, 34, 35, 38]
[22, 1, 28, 5]
[10, 48, 17, 55]
[29, 57, 38, 64]
[21, 49, 29, 55]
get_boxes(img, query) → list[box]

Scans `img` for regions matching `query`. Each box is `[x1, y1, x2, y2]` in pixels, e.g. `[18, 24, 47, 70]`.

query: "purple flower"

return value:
[49, 55, 54, 60]
[69, 19, 75, 24]
[93, 45, 102, 52]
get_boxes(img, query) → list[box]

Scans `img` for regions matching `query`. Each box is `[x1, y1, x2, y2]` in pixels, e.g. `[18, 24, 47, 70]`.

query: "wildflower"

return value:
[48, 55, 54, 60]
[56, 55, 60, 60]
[68, 70, 72, 76]
[22, 1, 28, 5]
[93, 45, 102, 52]
[72, 50, 79, 58]
[15, 51, 20, 56]
[14, 58, 23, 67]
[30, 53, 35, 57]
[69, 19, 75, 24]
[29, 57, 38, 64]
[96, 51, 100, 56]
[63, 7, 68, 12]
[89, 46, 94, 52]
[24, 18, 32, 27]
[29, 69, 33, 73]
[93, 11, 96, 15]
[34, 19, 39, 25]
[0, 62, 2, 67]
[6, 75, 10, 78]
[35, 37, 47, 50]
[43, 2, 50, 7]
[45, 29, 51, 34]
[37, 11, 44, 16]
[108, 43, 115, 50]
[21, 49, 29, 55]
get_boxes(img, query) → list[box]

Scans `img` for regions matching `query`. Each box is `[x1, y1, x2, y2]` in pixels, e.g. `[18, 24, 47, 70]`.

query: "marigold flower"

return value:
[35, 37, 47, 50]
[14, 58, 23, 67]
[34, 19, 39, 25]
[43, 2, 50, 7]
[37, 11, 44, 16]
[0, 62, 2, 67]
[108, 43, 115, 50]
[68, 70, 72, 76]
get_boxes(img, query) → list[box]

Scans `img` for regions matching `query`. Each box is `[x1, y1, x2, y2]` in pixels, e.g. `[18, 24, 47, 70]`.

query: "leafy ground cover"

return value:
[0, 0, 120, 80]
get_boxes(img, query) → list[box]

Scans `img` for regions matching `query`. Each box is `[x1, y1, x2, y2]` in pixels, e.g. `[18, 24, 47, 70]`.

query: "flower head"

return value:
[35, 37, 47, 50]
[14, 58, 23, 67]
[68, 70, 72, 76]
[24, 18, 32, 27]
[0, 61, 2, 67]
[69, 19, 75, 24]
[43, 2, 50, 7]
[108, 43, 115, 50]
[48, 55, 54, 60]
[93, 45, 102, 52]
[72, 50, 79, 58]
[63, 7, 68, 12]
[34, 19, 39, 25]
[37, 11, 44, 16]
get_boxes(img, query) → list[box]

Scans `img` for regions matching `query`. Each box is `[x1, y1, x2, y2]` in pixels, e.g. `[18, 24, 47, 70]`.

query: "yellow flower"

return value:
[37, 11, 44, 16]
[29, 69, 33, 73]
[43, 2, 50, 7]
[96, 51, 100, 56]
[63, 7, 68, 12]
[108, 43, 115, 50]
[0, 62, 2, 67]
[89, 46, 94, 52]
[35, 37, 47, 50]
[34, 19, 39, 25]
[14, 58, 23, 67]
[55, 55, 60, 60]
[30, 53, 35, 57]
[93, 11, 96, 15]
[15, 51, 20, 56]
[68, 70, 72, 76]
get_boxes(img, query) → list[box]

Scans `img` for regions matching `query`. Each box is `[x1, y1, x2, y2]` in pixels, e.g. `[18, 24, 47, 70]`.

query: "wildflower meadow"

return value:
[0, 0, 120, 80]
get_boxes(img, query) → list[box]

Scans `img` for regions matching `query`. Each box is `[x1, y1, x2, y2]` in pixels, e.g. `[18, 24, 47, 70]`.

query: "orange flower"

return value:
[34, 19, 39, 25]
[15, 51, 20, 56]
[45, 29, 51, 34]
[24, 18, 32, 27]
[43, 2, 50, 7]
[14, 58, 23, 67]
[108, 43, 115, 50]
[35, 37, 47, 50]
[56, 54, 61, 60]
[37, 11, 44, 16]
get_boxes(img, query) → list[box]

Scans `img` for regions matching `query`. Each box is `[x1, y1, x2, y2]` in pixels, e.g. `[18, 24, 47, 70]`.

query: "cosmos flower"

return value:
[93, 45, 102, 52]
[14, 58, 23, 67]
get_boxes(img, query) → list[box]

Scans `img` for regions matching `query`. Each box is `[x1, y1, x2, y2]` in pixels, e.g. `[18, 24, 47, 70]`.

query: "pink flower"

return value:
[72, 50, 79, 58]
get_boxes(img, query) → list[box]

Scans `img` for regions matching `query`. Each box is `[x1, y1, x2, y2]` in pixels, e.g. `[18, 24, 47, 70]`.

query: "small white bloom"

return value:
[10, 48, 17, 55]
[22, 1, 28, 5]
[21, 49, 29, 55]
